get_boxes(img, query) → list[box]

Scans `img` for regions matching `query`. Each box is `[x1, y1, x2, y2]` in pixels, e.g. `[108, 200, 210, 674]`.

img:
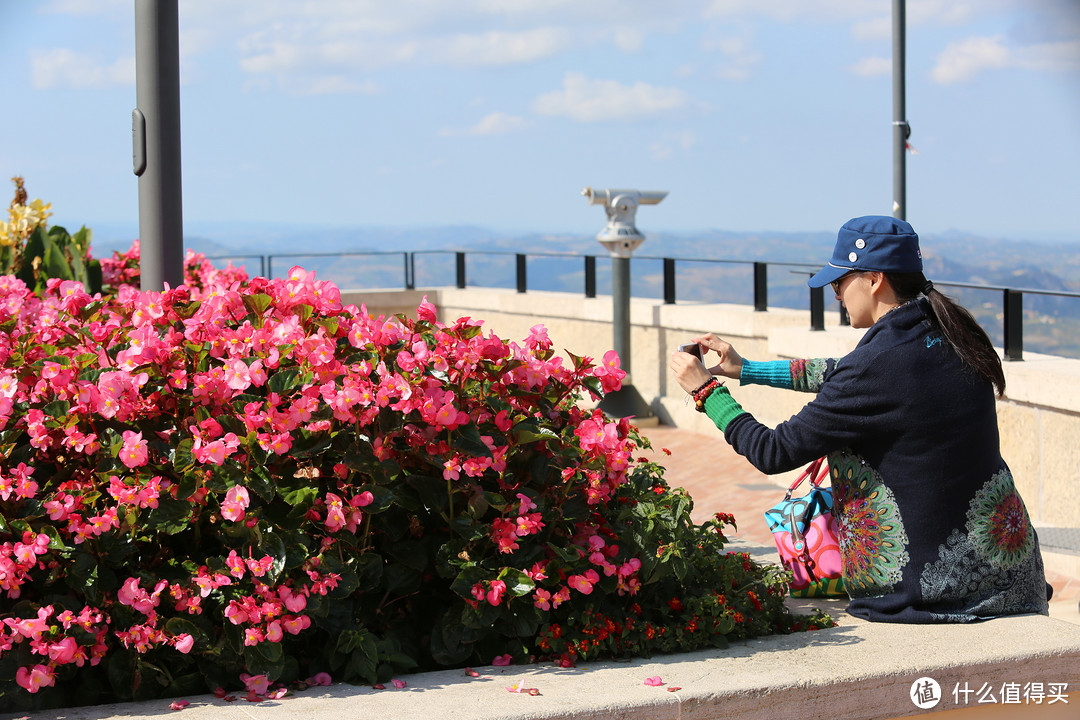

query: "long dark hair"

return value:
[887, 272, 1006, 396]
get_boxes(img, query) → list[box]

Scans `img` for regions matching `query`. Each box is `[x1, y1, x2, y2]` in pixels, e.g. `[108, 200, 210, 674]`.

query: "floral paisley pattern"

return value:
[965, 469, 1034, 570]
[828, 451, 910, 597]
[790, 358, 830, 393]
[919, 528, 1048, 622]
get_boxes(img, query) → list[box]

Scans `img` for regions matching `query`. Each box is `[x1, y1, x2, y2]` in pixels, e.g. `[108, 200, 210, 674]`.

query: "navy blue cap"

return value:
[808, 215, 923, 288]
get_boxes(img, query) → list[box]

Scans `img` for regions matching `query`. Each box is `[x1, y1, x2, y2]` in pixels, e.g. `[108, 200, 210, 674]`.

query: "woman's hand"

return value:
[694, 334, 743, 380]
[670, 348, 714, 394]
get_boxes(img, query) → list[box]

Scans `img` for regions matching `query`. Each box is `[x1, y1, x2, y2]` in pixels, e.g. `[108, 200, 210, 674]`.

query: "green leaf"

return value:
[145, 497, 192, 535]
[242, 293, 273, 316]
[172, 437, 196, 473]
[279, 482, 318, 507]
[452, 422, 492, 458]
[247, 465, 275, 503]
[513, 422, 560, 444]
[268, 367, 301, 395]
[497, 567, 535, 597]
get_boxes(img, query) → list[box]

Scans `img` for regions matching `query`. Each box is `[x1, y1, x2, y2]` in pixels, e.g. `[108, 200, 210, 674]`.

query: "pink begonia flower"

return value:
[47, 636, 79, 664]
[307, 672, 332, 687]
[120, 430, 149, 468]
[417, 296, 437, 322]
[506, 679, 539, 695]
[492, 654, 513, 666]
[533, 588, 552, 611]
[279, 587, 307, 613]
[266, 687, 288, 699]
[221, 485, 249, 522]
[15, 664, 55, 693]
[644, 676, 664, 687]
[173, 634, 194, 654]
[391, 679, 406, 689]
[485, 580, 506, 606]
[567, 569, 600, 595]
[265, 620, 284, 643]
[240, 673, 271, 695]
[169, 700, 190, 711]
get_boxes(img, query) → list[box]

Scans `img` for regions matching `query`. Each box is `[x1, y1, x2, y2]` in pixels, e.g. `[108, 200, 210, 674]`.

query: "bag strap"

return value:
[782, 456, 829, 501]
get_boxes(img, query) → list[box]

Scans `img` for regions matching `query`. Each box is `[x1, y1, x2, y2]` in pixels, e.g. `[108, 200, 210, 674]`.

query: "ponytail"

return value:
[886, 273, 1006, 397]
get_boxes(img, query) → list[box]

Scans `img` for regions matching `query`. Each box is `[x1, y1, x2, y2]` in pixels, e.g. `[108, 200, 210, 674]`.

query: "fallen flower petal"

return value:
[644, 676, 664, 687]
[168, 700, 189, 711]
[667, 687, 682, 692]
[244, 691, 263, 703]
[492, 654, 513, 666]
[213, 687, 228, 698]
[267, 687, 289, 699]
[373, 684, 385, 690]
[527, 688, 541, 696]
[391, 679, 406, 689]
[311, 672, 333, 686]
[465, 667, 480, 678]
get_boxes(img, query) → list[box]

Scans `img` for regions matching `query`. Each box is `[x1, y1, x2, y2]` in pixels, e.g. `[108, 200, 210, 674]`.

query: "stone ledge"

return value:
[12, 603, 1078, 720]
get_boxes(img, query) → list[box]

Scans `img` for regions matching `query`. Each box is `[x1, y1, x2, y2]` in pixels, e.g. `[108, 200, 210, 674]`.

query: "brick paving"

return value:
[634, 423, 1080, 607]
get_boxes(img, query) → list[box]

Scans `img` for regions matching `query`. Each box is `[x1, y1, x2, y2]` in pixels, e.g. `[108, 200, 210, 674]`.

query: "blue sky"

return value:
[2, 0, 1079, 244]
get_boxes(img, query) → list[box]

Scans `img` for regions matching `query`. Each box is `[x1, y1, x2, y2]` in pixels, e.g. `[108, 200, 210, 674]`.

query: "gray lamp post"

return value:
[582, 187, 668, 421]
[892, 0, 908, 220]
[133, 0, 185, 291]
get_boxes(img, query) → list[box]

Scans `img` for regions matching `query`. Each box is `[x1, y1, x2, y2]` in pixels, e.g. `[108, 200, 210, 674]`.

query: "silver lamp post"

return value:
[582, 187, 668, 420]
[133, 0, 185, 291]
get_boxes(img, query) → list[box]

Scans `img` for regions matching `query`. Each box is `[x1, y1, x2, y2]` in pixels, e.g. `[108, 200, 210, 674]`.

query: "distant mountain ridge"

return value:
[87, 221, 1080, 293]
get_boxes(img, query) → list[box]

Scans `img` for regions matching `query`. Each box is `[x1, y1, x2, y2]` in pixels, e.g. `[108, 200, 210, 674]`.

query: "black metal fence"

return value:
[207, 249, 1080, 362]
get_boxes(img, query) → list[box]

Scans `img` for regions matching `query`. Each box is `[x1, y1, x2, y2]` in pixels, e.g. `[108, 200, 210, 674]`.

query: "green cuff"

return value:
[740, 359, 794, 389]
[703, 384, 746, 432]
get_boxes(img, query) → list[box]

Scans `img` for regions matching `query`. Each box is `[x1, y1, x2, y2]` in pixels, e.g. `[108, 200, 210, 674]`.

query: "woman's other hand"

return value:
[694, 334, 743, 380]
[670, 348, 714, 394]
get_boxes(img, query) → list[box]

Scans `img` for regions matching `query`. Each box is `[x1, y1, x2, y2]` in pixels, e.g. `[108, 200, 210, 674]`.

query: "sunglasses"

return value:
[831, 271, 861, 295]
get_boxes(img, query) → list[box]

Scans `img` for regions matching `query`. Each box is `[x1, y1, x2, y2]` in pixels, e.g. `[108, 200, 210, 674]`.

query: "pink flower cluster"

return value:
[2, 604, 109, 693]
[0, 258, 645, 700]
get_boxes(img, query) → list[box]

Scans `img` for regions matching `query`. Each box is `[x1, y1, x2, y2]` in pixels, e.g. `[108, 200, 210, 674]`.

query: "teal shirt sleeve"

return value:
[740, 358, 836, 393]
[702, 384, 746, 432]
[739, 359, 793, 389]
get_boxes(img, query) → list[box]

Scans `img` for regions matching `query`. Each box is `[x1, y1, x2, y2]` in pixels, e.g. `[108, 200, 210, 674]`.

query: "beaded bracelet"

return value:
[692, 378, 720, 412]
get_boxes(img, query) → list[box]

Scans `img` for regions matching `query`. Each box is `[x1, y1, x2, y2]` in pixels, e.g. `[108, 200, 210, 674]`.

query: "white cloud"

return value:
[440, 112, 526, 136]
[30, 49, 134, 89]
[850, 56, 892, 77]
[650, 130, 697, 161]
[611, 26, 645, 53]
[436, 28, 571, 66]
[531, 72, 689, 123]
[293, 76, 382, 96]
[931, 34, 1080, 83]
[932, 36, 1010, 83]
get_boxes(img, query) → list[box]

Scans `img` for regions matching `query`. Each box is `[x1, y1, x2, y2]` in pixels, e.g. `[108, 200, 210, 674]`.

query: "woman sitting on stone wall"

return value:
[670, 215, 1052, 623]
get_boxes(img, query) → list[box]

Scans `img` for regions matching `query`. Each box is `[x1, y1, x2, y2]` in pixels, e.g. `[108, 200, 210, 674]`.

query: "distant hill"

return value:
[86, 221, 1080, 358]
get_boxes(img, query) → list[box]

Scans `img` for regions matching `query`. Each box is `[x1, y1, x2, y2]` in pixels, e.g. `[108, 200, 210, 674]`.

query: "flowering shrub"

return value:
[99, 239, 249, 297]
[0, 262, 829, 713]
[0, 177, 101, 295]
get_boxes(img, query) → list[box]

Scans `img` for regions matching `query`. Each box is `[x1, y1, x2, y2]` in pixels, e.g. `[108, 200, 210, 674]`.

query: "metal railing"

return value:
[227, 249, 1080, 362]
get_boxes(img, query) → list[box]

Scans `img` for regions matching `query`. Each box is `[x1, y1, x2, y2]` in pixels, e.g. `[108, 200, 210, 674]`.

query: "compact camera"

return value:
[678, 343, 703, 361]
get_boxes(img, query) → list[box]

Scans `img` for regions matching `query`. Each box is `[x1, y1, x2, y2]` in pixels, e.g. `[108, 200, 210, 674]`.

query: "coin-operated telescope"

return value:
[581, 187, 668, 257]
[581, 186, 668, 422]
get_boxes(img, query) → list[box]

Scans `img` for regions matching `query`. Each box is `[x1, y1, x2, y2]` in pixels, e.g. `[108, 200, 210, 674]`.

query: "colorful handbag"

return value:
[764, 457, 846, 598]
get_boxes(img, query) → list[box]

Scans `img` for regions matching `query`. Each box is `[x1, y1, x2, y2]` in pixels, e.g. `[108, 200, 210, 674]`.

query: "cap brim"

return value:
[807, 264, 851, 289]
